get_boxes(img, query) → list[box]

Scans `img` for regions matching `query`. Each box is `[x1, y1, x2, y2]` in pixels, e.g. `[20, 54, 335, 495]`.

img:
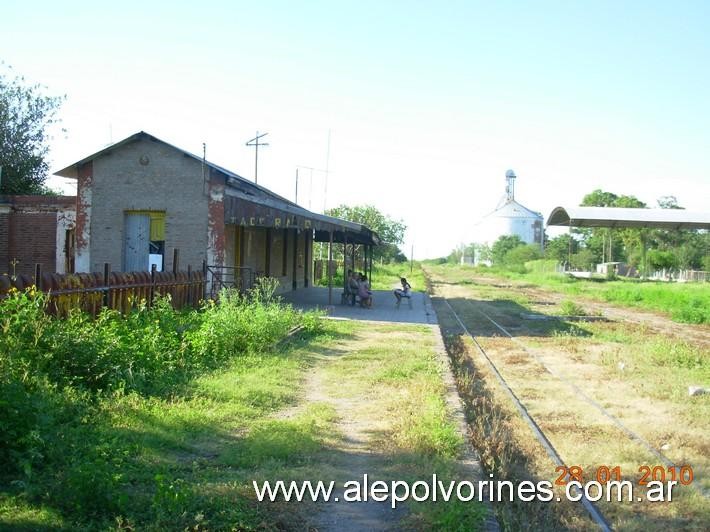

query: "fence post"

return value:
[173, 248, 179, 274]
[103, 263, 111, 308]
[187, 264, 192, 307]
[150, 263, 157, 308]
[202, 259, 208, 301]
[34, 263, 42, 290]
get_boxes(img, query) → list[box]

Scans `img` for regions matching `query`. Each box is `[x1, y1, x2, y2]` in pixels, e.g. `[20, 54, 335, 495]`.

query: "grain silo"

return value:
[473, 170, 543, 264]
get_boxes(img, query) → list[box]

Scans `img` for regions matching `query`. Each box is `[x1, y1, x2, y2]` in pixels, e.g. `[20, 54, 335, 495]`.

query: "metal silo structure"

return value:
[473, 169, 544, 264]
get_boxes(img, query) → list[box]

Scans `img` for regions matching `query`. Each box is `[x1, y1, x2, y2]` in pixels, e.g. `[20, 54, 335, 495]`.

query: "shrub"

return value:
[0, 283, 306, 482]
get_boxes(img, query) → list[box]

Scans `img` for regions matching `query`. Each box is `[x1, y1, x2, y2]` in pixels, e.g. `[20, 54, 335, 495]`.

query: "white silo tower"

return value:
[473, 169, 544, 264]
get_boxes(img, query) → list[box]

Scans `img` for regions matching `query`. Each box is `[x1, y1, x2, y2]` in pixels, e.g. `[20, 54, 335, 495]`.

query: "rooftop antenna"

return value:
[246, 131, 269, 184]
[323, 129, 331, 213]
[296, 165, 328, 207]
[505, 169, 516, 202]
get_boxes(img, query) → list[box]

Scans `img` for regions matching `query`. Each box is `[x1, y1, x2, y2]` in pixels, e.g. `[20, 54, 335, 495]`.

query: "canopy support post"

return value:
[327, 229, 333, 306]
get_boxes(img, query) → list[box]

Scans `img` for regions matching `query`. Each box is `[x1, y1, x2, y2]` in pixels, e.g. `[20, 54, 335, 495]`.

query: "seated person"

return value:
[394, 277, 412, 304]
[357, 272, 373, 308]
[347, 270, 360, 305]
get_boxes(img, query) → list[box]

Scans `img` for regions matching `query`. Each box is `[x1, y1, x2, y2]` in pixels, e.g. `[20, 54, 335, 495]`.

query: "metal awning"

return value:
[224, 190, 380, 246]
[547, 206, 710, 230]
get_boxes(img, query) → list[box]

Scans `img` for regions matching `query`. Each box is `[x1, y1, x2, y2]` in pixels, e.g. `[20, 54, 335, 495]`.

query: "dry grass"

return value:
[426, 264, 710, 530]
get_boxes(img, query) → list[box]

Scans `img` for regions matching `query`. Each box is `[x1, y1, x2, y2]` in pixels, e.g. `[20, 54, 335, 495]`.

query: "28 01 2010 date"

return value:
[554, 465, 694, 485]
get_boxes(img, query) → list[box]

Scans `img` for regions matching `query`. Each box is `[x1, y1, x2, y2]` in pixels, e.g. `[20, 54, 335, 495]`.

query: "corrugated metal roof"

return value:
[547, 206, 710, 229]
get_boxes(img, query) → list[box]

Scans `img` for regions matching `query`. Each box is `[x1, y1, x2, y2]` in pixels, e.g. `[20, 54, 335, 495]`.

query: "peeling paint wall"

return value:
[55, 208, 76, 273]
[206, 171, 226, 269]
[75, 162, 93, 272]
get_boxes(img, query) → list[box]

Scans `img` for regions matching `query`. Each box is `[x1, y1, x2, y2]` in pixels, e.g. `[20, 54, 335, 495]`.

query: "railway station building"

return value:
[55, 131, 379, 294]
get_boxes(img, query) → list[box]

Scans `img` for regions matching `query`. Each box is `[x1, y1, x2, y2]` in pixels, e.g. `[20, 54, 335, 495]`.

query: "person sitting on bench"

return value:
[394, 277, 412, 306]
[343, 269, 360, 305]
[357, 272, 373, 308]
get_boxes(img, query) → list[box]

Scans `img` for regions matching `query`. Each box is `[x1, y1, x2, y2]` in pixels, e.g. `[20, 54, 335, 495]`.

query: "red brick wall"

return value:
[0, 212, 9, 275]
[0, 195, 76, 278]
[7, 211, 58, 277]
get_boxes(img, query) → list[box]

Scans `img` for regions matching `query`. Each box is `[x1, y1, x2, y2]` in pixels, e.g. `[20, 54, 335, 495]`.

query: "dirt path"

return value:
[303, 345, 406, 531]
[274, 320, 495, 531]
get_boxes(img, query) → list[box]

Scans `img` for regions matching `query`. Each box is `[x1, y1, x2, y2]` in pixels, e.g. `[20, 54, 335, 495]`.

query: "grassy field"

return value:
[1, 283, 484, 529]
[425, 263, 710, 530]
[427, 261, 710, 324]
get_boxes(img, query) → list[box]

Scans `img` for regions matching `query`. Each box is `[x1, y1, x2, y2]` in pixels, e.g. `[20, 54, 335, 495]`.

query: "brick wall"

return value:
[0, 211, 9, 275]
[0, 196, 76, 278]
[7, 211, 57, 277]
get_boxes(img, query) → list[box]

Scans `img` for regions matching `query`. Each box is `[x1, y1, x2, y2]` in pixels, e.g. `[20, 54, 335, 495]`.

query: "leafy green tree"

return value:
[505, 244, 542, 267]
[647, 249, 678, 271]
[491, 235, 524, 265]
[570, 248, 595, 271]
[545, 234, 578, 263]
[578, 189, 646, 265]
[326, 204, 407, 263]
[0, 65, 64, 194]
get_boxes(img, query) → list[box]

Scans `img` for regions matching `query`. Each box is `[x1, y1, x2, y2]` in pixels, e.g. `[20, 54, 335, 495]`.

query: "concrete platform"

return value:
[281, 287, 437, 325]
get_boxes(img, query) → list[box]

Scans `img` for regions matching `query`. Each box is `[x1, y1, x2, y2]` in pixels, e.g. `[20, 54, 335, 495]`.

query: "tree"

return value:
[545, 234, 578, 264]
[491, 235, 524, 265]
[325, 204, 407, 263]
[0, 65, 64, 194]
[505, 244, 542, 267]
[657, 195, 683, 209]
[578, 189, 646, 265]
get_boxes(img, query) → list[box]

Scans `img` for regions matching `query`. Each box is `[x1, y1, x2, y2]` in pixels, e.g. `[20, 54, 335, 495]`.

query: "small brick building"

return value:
[55, 131, 377, 294]
[0, 195, 76, 278]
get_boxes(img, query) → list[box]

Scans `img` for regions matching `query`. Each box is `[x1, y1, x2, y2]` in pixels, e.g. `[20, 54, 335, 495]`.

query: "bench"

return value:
[341, 290, 357, 305]
[396, 292, 413, 309]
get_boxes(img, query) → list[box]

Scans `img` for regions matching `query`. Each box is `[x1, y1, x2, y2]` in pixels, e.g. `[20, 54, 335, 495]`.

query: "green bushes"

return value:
[0, 280, 305, 487]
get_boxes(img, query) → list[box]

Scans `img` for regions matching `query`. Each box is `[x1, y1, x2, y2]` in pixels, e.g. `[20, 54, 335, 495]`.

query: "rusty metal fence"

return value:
[0, 261, 205, 316]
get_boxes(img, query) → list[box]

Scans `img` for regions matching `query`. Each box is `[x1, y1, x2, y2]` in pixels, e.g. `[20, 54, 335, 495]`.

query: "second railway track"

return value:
[439, 295, 706, 531]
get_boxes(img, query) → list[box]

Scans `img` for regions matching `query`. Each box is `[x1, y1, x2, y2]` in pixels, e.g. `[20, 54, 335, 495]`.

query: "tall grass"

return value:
[0, 280, 311, 526]
[426, 261, 710, 324]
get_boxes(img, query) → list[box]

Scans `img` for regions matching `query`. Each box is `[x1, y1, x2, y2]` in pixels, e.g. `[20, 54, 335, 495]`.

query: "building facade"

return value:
[55, 131, 377, 293]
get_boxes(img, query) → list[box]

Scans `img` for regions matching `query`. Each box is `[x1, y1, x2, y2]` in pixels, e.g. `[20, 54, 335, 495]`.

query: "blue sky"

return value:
[2, 1, 709, 258]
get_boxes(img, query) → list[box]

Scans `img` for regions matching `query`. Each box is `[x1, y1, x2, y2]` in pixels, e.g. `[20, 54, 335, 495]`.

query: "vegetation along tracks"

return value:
[440, 293, 709, 530]
[442, 298, 613, 531]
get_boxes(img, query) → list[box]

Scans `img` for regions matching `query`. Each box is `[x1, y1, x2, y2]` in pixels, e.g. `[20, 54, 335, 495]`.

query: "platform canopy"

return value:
[547, 206, 710, 230]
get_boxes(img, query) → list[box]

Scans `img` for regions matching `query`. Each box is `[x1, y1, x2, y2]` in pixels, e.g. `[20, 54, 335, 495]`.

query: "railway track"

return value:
[440, 296, 707, 530]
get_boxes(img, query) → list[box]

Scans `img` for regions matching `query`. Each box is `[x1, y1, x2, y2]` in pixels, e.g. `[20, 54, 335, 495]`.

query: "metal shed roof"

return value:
[547, 206, 710, 230]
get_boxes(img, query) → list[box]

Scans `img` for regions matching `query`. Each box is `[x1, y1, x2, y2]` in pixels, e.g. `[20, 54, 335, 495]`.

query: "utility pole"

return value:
[295, 168, 299, 204]
[246, 131, 269, 184]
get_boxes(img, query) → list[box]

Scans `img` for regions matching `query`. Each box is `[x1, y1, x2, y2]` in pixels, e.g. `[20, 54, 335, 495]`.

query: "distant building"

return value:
[472, 170, 543, 264]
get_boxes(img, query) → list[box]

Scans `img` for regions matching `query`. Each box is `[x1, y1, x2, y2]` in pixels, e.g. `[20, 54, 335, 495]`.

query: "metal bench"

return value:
[396, 293, 413, 309]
